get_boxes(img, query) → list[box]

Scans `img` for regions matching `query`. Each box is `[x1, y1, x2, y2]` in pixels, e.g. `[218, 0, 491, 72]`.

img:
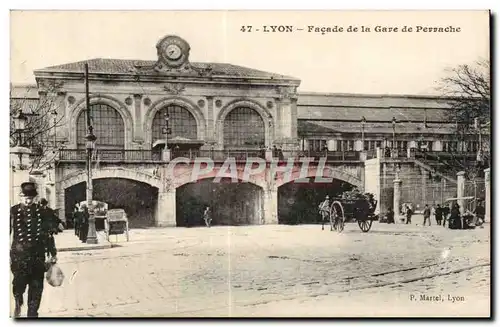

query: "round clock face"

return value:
[165, 44, 182, 60]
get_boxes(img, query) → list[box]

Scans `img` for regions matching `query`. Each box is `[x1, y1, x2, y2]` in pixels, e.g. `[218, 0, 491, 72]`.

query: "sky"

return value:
[10, 10, 490, 95]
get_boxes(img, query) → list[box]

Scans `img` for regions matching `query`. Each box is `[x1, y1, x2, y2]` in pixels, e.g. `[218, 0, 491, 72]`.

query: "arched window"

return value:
[223, 107, 265, 149]
[152, 105, 197, 143]
[76, 103, 125, 149]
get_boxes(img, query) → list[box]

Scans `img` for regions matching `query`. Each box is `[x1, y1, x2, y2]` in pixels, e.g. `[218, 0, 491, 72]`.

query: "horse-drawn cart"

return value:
[327, 192, 378, 233]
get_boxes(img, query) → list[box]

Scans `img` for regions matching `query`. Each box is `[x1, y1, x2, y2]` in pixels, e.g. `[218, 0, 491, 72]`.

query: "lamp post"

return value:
[361, 116, 366, 151]
[85, 131, 97, 244]
[13, 110, 28, 147]
[163, 111, 170, 149]
[84, 63, 99, 244]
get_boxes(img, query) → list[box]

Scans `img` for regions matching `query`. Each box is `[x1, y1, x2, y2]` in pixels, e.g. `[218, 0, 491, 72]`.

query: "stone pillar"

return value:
[393, 178, 402, 223]
[162, 149, 171, 162]
[376, 147, 383, 159]
[56, 91, 69, 140]
[265, 149, 273, 162]
[359, 151, 367, 161]
[263, 188, 278, 224]
[133, 94, 144, 143]
[484, 168, 490, 222]
[156, 190, 176, 227]
[327, 140, 336, 151]
[56, 190, 66, 223]
[420, 167, 428, 210]
[457, 171, 465, 214]
[206, 96, 215, 143]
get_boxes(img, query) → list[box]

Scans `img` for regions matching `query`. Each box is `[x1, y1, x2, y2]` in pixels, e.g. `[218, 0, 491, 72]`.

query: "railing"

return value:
[275, 150, 361, 162]
[171, 149, 264, 161]
[415, 150, 477, 161]
[59, 149, 162, 162]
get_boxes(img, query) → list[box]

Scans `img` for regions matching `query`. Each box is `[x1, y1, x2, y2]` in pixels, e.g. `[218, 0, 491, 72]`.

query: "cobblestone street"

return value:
[34, 221, 490, 317]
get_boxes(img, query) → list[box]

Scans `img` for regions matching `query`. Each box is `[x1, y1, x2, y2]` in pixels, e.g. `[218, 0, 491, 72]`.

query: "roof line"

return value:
[298, 91, 461, 100]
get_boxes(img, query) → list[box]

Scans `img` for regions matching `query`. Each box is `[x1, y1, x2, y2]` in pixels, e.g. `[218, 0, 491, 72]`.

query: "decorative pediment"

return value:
[163, 83, 186, 95]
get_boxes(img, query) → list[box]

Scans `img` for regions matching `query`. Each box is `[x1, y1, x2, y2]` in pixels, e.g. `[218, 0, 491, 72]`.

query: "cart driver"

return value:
[318, 195, 330, 230]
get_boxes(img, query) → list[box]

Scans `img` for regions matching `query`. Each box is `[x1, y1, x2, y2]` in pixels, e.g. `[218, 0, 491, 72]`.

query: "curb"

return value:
[58, 243, 117, 252]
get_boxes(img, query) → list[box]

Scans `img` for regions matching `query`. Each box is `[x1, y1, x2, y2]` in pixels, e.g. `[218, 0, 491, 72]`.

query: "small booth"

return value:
[106, 208, 130, 242]
[152, 137, 206, 160]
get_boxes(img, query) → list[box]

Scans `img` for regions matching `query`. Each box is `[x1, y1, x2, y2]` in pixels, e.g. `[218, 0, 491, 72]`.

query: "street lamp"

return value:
[85, 131, 98, 244]
[162, 112, 170, 150]
[13, 110, 28, 147]
[361, 116, 366, 151]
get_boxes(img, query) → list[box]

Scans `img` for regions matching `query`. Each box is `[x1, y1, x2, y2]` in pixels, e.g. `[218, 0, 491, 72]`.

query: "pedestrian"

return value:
[272, 145, 278, 158]
[435, 204, 443, 225]
[474, 201, 485, 225]
[386, 207, 395, 224]
[278, 146, 285, 161]
[406, 205, 413, 224]
[442, 203, 450, 228]
[449, 202, 461, 229]
[423, 204, 431, 226]
[73, 203, 80, 237]
[203, 206, 212, 228]
[10, 182, 58, 318]
[318, 195, 330, 230]
[79, 203, 90, 243]
[39, 198, 63, 234]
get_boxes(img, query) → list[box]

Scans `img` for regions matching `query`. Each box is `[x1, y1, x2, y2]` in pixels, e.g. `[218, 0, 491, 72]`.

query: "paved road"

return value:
[27, 222, 490, 317]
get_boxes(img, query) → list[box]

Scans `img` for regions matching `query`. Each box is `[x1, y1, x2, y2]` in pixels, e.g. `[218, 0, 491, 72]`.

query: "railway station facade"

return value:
[10, 35, 486, 227]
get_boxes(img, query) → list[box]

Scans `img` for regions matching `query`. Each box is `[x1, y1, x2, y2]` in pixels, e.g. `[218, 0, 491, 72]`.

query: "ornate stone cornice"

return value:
[275, 86, 298, 101]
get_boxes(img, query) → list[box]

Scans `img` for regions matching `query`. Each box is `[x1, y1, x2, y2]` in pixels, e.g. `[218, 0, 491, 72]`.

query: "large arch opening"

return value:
[64, 178, 159, 228]
[176, 178, 263, 227]
[277, 178, 356, 225]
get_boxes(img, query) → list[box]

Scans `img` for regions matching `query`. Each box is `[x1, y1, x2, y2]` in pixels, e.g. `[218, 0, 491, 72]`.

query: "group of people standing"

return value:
[10, 182, 63, 318]
[72, 203, 90, 243]
[401, 201, 485, 228]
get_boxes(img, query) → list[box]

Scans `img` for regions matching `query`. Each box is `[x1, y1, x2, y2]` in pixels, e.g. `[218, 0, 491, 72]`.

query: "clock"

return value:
[165, 44, 182, 60]
[155, 35, 191, 70]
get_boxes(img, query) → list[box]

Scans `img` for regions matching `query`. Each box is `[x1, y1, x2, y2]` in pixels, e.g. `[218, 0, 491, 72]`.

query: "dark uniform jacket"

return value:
[10, 203, 57, 274]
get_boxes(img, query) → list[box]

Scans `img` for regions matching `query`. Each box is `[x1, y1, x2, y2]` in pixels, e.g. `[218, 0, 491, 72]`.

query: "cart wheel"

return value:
[358, 219, 372, 232]
[330, 201, 345, 233]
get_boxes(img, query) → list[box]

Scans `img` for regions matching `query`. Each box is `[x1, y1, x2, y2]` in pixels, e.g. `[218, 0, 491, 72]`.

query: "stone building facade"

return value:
[10, 35, 485, 227]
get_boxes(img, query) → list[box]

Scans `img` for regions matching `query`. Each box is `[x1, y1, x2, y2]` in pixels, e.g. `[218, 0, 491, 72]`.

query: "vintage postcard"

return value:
[9, 10, 490, 318]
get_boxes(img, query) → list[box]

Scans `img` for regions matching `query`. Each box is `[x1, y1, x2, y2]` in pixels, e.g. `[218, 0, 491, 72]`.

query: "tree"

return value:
[435, 58, 490, 180]
[10, 84, 65, 173]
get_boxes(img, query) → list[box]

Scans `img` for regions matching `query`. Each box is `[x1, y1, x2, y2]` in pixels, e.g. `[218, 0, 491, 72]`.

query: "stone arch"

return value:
[58, 167, 162, 191]
[144, 97, 206, 146]
[215, 99, 274, 149]
[171, 166, 267, 191]
[275, 165, 363, 189]
[69, 95, 134, 149]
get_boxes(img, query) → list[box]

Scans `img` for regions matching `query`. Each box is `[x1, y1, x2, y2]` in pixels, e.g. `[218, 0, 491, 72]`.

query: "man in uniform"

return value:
[10, 182, 57, 318]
